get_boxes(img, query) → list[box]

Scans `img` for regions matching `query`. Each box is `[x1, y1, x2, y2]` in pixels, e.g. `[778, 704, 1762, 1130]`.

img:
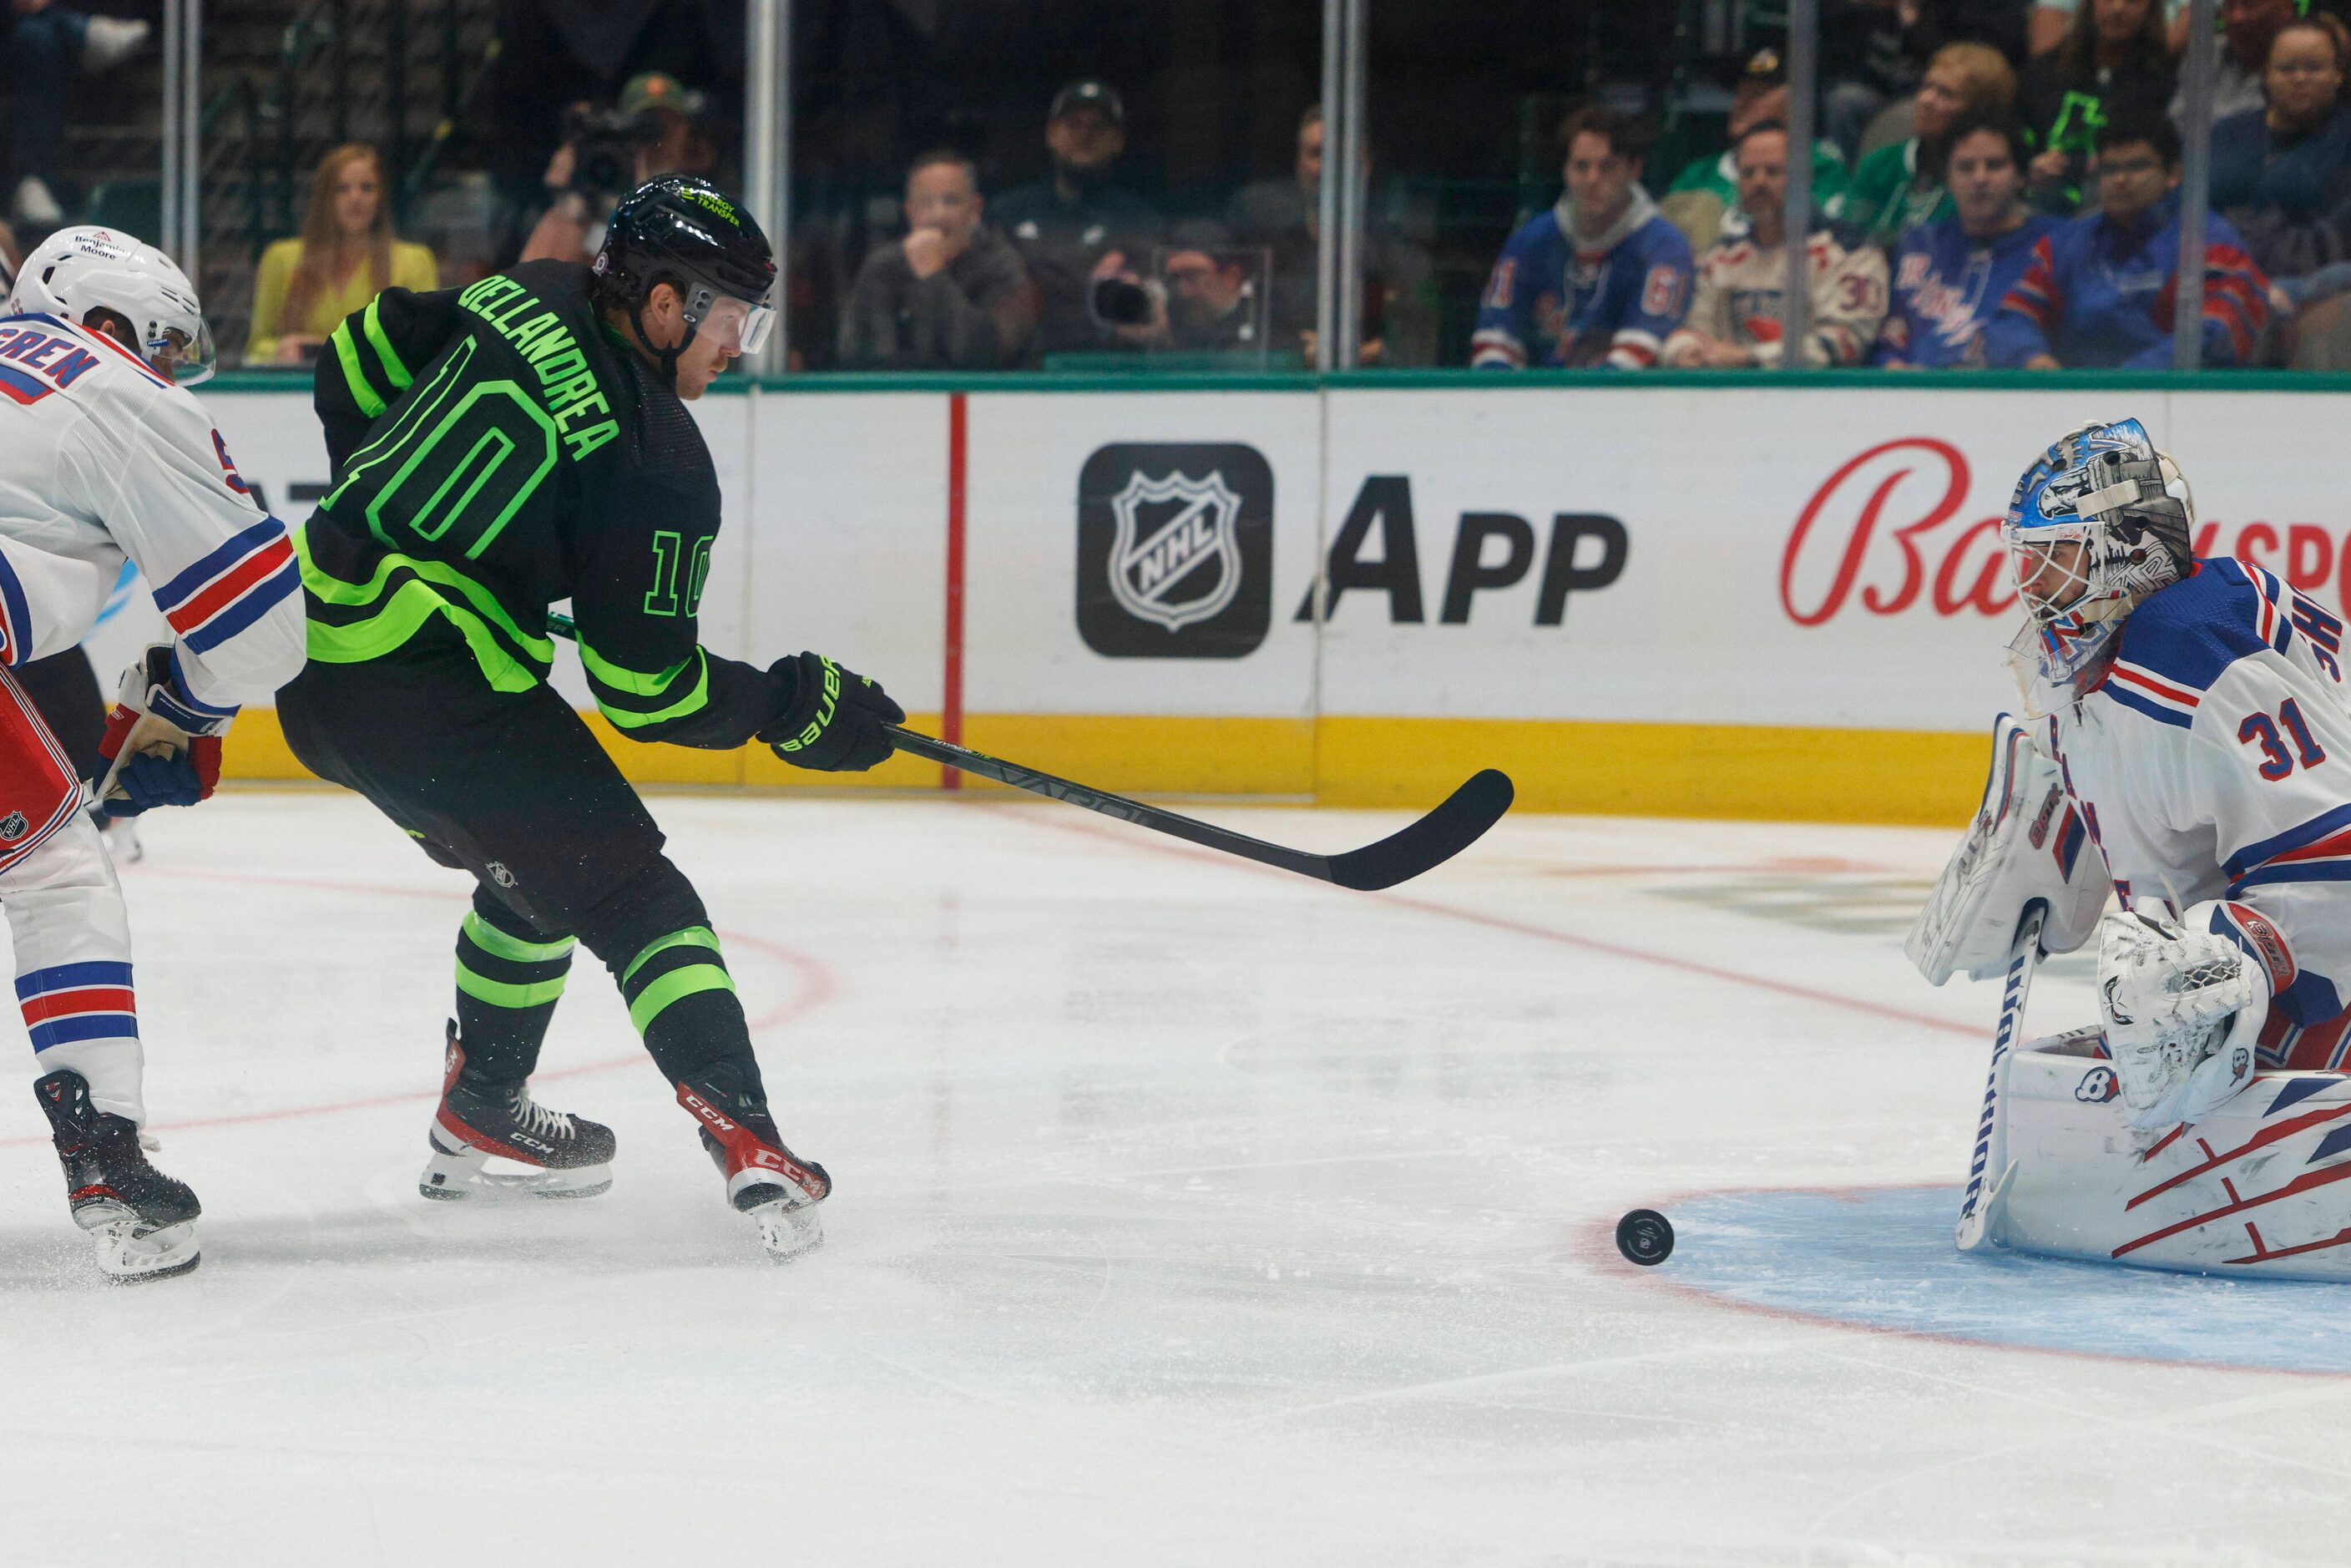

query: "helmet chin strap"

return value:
[627, 296, 698, 386]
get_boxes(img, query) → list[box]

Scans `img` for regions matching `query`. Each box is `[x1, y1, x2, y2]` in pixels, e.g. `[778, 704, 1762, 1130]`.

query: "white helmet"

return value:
[4, 226, 215, 387]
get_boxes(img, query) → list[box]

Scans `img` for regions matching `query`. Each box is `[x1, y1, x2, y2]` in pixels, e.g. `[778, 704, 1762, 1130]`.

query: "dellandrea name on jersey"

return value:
[453, 275, 621, 462]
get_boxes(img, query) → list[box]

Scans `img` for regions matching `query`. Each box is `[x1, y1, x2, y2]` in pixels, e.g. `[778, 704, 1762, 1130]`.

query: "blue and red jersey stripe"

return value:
[15, 960, 137, 1050]
[149, 516, 298, 655]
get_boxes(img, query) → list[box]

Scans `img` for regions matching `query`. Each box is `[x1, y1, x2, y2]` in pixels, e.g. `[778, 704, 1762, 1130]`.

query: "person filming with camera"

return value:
[521, 72, 719, 268]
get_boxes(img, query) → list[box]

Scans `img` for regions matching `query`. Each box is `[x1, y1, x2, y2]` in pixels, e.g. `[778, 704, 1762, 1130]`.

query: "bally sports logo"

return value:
[1781, 438, 2014, 626]
[1078, 443, 1272, 659]
[1784, 436, 2351, 626]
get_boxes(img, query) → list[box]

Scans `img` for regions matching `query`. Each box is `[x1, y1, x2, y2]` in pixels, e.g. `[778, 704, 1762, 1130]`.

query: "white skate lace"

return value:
[508, 1092, 578, 1140]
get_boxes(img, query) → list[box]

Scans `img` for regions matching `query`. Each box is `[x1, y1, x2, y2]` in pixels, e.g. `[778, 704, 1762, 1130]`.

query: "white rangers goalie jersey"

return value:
[0, 310, 303, 713]
[2049, 557, 2351, 1066]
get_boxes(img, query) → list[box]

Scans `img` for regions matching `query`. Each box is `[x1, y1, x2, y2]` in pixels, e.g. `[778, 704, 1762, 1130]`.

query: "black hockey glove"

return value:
[761, 652, 903, 772]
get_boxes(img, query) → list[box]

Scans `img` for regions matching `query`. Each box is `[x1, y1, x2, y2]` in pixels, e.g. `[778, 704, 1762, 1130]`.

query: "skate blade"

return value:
[88, 1216, 200, 1283]
[751, 1200, 824, 1263]
[418, 1145, 613, 1203]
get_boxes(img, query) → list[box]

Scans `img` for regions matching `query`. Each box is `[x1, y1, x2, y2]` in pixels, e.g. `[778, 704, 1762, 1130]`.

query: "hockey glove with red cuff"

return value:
[761, 652, 902, 772]
[95, 645, 230, 817]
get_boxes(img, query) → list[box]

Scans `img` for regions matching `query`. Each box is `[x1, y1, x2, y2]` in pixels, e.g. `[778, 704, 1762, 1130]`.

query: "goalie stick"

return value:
[1955, 903, 2045, 1252]
[543, 614, 1514, 891]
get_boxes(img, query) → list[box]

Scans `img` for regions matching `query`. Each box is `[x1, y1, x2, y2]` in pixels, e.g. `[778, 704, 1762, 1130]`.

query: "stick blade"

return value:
[1324, 769, 1514, 891]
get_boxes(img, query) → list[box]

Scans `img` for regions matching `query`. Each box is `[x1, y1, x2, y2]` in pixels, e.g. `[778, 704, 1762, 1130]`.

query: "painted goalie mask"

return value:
[2003, 417, 2195, 699]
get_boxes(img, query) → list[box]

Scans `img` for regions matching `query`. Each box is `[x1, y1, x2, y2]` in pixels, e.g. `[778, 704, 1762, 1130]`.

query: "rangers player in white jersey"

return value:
[2000, 417, 2351, 1135]
[0, 228, 306, 1278]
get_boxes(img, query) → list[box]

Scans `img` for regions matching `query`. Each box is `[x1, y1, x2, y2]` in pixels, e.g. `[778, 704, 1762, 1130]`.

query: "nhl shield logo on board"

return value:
[1076, 443, 1272, 659]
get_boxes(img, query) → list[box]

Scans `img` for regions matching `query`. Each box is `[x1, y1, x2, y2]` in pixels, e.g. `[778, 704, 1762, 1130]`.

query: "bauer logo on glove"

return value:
[95, 645, 235, 817]
[761, 650, 903, 773]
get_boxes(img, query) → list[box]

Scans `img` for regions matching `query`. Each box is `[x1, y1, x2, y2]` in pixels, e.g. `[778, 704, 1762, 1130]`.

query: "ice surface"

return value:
[0, 791, 2344, 1566]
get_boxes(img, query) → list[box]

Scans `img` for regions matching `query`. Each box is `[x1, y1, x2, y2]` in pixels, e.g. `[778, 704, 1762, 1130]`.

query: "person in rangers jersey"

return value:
[1988, 113, 2270, 369]
[1469, 104, 1692, 370]
[1661, 122, 1888, 369]
[2000, 417, 2351, 1134]
[1873, 113, 2062, 369]
[0, 227, 307, 1280]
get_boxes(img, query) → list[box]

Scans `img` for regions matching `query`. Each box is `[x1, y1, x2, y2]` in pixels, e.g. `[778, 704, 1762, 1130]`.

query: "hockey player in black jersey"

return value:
[277, 177, 900, 1260]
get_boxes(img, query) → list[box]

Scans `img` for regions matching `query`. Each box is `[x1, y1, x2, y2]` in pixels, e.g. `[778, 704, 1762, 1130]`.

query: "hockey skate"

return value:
[420, 1023, 615, 1201]
[675, 1064, 829, 1262]
[33, 1070, 200, 1282]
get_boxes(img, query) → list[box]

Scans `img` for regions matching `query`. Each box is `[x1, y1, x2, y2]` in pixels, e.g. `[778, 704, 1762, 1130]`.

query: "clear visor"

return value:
[687, 290, 774, 356]
[2008, 530, 2095, 625]
[146, 318, 215, 386]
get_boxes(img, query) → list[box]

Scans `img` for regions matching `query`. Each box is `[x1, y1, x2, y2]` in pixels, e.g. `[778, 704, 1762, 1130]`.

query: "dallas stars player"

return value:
[277, 176, 902, 1260]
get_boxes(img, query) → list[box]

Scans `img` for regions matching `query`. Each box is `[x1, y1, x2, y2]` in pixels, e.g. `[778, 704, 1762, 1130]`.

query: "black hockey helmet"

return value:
[593, 175, 776, 377]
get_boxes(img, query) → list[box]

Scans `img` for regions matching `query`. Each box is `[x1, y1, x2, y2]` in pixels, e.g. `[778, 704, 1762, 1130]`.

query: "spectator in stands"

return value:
[1819, 2, 2032, 157]
[1224, 104, 1437, 367]
[1471, 104, 1693, 370]
[1662, 50, 1848, 255]
[2032, 0, 2190, 56]
[2020, 0, 2178, 215]
[522, 72, 720, 266]
[838, 149, 1037, 370]
[0, 216, 19, 295]
[6, 1, 150, 227]
[1989, 112, 2269, 367]
[2208, 13, 2351, 286]
[1664, 124, 1888, 368]
[1873, 113, 2063, 367]
[245, 144, 440, 367]
[992, 80, 1165, 359]
[1830, 43, 2019, 250]
[2174, 0, 2301, 127]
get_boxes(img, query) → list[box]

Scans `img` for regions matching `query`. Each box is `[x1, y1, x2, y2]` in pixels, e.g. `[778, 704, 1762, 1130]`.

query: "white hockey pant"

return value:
[1, 815, 141, 1124]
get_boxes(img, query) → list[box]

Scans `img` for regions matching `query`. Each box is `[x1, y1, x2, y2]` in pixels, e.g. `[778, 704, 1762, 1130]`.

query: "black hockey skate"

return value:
[33, 1070, 200, 1282]
[420, 1022, 615, 1201]
[675, 1062, 829, 1262]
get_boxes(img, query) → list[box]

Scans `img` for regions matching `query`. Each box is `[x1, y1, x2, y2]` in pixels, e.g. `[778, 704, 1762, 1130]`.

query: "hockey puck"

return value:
[1615, 1209, 1674, 1266]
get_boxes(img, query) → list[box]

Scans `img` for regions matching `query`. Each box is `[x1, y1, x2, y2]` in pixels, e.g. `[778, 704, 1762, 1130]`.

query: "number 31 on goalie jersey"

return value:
[2240, 699, 2328, 781]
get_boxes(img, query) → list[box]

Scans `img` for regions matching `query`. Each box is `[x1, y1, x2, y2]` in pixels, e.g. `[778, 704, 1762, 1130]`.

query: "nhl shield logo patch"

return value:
[1106, 469, 1243, 633]
[0, 812, 29, 842]
[1077, 443, 1272, 659]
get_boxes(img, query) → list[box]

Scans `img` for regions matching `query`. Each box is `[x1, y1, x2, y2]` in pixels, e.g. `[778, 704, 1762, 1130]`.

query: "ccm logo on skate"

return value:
[1077, 443, 1272, 658]
[2076, 1065, 2121, 1103]
[678, 1090, 735, 1133]
[1293, 475, 1629, 628]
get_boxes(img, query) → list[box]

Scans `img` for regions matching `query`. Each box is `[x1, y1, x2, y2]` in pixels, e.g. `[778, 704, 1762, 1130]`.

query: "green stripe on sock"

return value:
[330, 321, 385, 417]
[627, 964, 736, 1033]
[462, 910, 575, 965]
[363, 297, 412, 391]
[621, 926, 723, 989]
[456, 959, 569, 1010]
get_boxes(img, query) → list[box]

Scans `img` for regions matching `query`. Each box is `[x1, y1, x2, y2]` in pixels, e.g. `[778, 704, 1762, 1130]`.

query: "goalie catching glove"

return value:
[95, 645, 230, 817]
[761, 652, 902, 772]
[2095, 900, 2267, 1130]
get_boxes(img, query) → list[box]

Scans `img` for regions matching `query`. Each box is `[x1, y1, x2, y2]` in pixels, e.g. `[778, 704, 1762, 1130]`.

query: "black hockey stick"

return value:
[882, 726, 1513, 891]
[544, 614, 1513, 891]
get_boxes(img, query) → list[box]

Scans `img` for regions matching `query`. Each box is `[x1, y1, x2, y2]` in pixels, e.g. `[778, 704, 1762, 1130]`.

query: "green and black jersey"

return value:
[304, 259, 782, 748]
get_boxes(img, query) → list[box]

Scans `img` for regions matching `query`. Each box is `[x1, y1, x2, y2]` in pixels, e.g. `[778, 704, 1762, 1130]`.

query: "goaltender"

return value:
[277, 176, 901, 1261]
